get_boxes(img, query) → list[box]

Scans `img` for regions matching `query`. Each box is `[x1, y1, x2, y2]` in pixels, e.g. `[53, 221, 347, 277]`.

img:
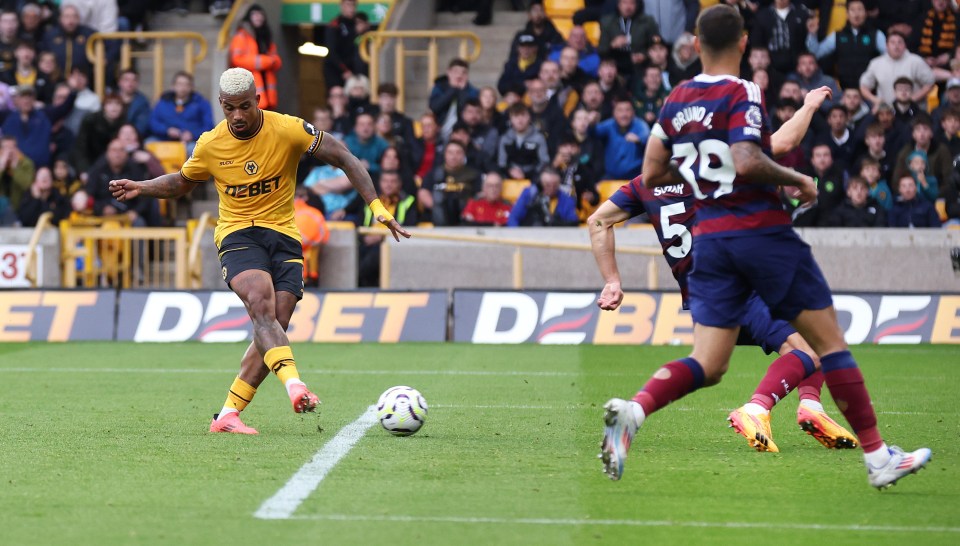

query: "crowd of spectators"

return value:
[302, 0, 959, 236]
[5, 0, 960, 288]
[0, 0, 240, 229]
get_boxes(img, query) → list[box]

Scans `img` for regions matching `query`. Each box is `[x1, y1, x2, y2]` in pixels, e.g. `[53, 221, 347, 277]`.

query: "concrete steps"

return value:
[401, 1, 528, 118]
[140, 9, 225, 120]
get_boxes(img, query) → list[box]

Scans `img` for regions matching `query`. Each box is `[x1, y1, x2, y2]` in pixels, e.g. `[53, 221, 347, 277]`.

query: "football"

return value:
[376, 386, 428, 436]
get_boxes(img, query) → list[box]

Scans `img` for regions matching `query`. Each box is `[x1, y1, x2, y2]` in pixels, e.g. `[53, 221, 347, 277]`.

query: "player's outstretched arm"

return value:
[770, 86, 832, 158]
[641, 132, 684, 188]
[313, 133, 411, 241]
[730, 141, 817, 205]
[109, 172, 196, 202]
[588, 200, 631, 311]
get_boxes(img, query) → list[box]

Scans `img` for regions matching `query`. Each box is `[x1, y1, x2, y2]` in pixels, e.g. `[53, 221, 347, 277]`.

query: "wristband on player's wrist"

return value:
[369, 198, 395, 222]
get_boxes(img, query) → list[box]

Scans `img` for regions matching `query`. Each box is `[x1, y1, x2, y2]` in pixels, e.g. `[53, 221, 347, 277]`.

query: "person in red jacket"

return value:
[461, 171, 512, 226]
[229, 4, 281, 110]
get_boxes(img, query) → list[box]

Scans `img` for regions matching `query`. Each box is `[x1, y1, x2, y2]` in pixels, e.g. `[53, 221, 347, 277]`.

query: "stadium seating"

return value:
[544, 0, 584, 19]
[927, 84, 940, 112]
[145, 141, 188, 174]
[554, 17, 574, 40]
[597, 180, 629, 203]
[546, 2, 599, 45]
[584, 21, 600, 45]
[501, 178, 531, 204]
[936, 198, 948, 222]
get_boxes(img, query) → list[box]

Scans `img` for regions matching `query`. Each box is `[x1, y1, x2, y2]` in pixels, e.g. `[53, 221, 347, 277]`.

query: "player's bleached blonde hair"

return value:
[219, 68, 255, 96]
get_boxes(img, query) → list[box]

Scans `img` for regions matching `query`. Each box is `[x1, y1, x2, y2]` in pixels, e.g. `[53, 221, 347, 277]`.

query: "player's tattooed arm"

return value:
[641, 135, 684, 188]
[312, 132, 379, 205]
[109, 172, 196, 202]
[314, 132, 411, 240]
[731, 141, 817, 204]
[731, 141, 808, 187]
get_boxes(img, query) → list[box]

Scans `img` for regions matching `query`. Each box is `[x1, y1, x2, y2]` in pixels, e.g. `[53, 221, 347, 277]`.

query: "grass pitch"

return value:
[0, 342, 957, 545]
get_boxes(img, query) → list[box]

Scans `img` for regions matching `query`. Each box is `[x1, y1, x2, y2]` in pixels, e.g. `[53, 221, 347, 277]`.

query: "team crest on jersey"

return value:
[244, 160, 259, 175]
[746, 106, 763, 129]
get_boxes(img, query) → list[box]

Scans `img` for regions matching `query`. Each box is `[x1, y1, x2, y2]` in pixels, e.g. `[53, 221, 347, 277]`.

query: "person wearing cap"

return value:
[510, 1, 563, 61]
[497, 32, 542, 96]
[931, 77, 960, 128]
[806, 0, 886, 91]
[1, 84, 52, 168]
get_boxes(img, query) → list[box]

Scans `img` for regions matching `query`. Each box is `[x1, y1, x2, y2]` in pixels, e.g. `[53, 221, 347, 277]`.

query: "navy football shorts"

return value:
[736, 292, 796, 354]
[688, 229, 833, 328]
[217, 227, 304, 299]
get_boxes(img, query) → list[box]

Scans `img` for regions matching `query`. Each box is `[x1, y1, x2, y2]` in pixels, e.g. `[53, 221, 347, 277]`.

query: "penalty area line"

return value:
[288, 513, 960, 533]
[254, 405, 378, 520]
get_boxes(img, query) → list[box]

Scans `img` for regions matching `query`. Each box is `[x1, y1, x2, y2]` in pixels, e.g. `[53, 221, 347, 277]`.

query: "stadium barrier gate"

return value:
[358, 30, 483, 113]
[86, 31, 209, 101]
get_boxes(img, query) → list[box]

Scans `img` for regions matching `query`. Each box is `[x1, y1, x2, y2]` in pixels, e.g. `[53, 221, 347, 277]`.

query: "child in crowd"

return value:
[906, 150, 939, 202]
[858, 157, 893, 210]
[889, 176, 941, 228]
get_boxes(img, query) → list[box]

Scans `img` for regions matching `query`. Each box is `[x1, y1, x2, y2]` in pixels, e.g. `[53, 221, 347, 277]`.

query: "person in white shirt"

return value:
[859, 31, 934, 112]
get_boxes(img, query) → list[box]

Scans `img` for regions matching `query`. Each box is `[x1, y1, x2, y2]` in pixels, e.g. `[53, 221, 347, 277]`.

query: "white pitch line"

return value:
[254, 405, 378, 520]
[289, 513, 960, 533]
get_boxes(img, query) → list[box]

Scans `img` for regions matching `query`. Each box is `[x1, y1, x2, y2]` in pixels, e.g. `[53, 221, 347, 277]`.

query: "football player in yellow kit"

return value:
[110, 68, 410, 434]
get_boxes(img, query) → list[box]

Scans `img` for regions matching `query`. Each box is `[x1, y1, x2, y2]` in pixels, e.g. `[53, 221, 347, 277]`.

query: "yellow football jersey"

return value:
[180, 110, 323, 247]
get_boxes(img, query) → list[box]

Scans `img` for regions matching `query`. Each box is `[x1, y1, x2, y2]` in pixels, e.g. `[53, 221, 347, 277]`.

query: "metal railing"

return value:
[358, 30, 482, 113]
[86, 31, 208, 101]
[60, 218, 189, 289]
[186, 212, 216, 289]
[217, 0, 249, 51]
[23, 212, 54, 287]
[357, 227, 662, 289]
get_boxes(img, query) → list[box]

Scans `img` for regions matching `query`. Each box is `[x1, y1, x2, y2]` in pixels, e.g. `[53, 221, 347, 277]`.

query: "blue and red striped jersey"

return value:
[652, 74, 791, 239]
[610, 175, 694, 307]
